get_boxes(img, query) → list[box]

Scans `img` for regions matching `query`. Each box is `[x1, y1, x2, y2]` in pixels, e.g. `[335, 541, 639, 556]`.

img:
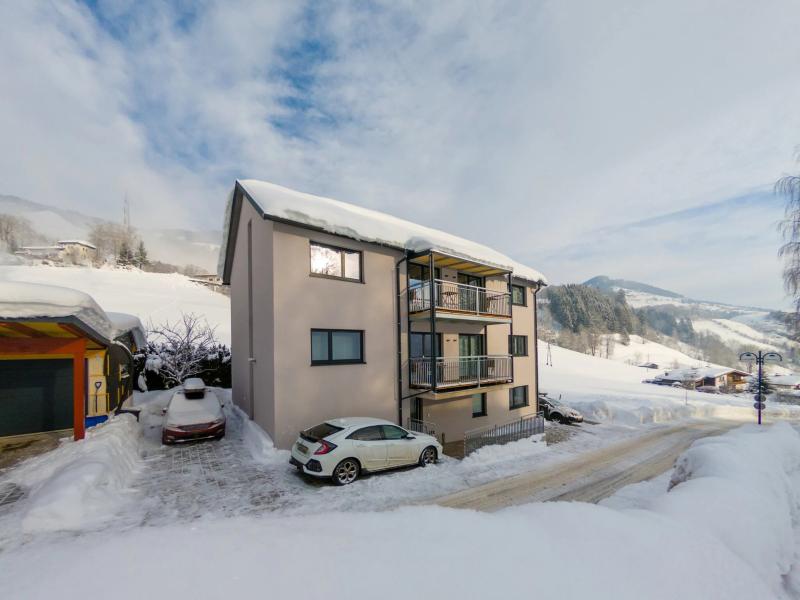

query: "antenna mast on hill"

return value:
[123, 193, 131, 231]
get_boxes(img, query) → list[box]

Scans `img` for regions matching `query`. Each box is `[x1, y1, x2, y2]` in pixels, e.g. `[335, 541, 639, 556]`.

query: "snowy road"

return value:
[433, 420, 738, 510]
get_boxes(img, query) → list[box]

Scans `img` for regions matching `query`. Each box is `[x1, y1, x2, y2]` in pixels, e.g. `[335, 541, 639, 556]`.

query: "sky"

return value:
[1, 1, 799, 309]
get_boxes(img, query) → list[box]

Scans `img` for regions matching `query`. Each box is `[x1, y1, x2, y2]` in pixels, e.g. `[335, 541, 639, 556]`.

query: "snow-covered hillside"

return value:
[603, 334, 700, 367]
[539, 341, 798, 424]
[0, 265, 231, 345]
[0, 194, 221, 272]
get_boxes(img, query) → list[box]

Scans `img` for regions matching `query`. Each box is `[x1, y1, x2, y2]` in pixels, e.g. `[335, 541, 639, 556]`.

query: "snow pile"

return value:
[2, 415, 142, 533]
[0, 280, 116, 340]
[661, 423, 800, 590]
[3, 424, 800, 599]
[220, 180, 547, 284]
[234, 404, 289, 465]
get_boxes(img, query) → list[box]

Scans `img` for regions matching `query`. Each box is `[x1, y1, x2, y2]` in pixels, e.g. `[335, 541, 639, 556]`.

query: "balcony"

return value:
[409, 355, 513, 390]
[409, 280, 512, 322]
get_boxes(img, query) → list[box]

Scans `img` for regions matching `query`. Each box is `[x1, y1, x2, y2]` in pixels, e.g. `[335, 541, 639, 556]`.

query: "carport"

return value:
[0, 282, 146, 442]
[0, 331, 88, 441]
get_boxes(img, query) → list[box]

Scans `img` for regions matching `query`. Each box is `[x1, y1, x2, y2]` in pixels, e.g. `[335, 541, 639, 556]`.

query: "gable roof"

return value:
[218, 179, 547, 286]
[656, 366, 750, 381]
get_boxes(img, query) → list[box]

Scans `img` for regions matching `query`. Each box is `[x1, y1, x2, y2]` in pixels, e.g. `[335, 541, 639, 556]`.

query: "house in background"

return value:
[219, 179, 547, 452]
[0, 282, 145, 440]
[14, 239, 96, 266]
[655, 366, 750, 392]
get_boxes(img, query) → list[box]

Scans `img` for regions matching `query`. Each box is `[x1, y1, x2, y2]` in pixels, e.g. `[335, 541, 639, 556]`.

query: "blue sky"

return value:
[1, 1, 799, 308]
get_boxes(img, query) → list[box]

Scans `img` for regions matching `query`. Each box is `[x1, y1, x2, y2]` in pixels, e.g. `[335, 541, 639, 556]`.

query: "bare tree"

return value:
[147, 314, 218, 386]
[778, 164, 800, 336]
[88, 221, 138, 265]
[0, 214, 43, 252]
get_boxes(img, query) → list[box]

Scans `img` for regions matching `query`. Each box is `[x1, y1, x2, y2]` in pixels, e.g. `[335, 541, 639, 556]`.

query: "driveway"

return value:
[432, 420, 739, 511]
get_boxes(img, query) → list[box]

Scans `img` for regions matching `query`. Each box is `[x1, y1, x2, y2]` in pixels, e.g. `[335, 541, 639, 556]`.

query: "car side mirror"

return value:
[405, 434, 416, 440]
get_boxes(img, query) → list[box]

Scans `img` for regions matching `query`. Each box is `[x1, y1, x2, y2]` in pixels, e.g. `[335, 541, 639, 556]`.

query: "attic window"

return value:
[310, 242, 362, 282]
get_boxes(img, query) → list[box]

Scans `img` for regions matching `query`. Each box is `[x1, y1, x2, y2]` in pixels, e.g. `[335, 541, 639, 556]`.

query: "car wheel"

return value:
[419, 446, 438, 467]
[333, 459, 360, 486]
[551, 413, 564, 424]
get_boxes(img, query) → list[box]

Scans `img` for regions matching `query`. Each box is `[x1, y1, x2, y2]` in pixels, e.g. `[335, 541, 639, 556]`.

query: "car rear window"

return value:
[301, 422, 344, 442]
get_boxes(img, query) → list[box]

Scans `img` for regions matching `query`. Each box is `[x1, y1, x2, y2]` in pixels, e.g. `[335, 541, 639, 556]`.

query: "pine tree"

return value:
[117, 240, 131, 266]
[135, 240, 149, 268]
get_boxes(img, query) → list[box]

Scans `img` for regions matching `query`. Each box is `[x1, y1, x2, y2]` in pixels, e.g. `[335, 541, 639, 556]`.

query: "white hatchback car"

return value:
[290, 417, 443, 485]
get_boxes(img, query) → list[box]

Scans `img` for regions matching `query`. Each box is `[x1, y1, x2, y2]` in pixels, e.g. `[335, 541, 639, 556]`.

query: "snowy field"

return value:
[604, 333, 700, 367]
[540, 341, 800, 425]
[0, 264, 231, 344]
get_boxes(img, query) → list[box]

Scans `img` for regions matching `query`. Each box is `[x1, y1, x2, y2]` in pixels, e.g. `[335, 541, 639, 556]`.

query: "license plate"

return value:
[297, 443, 308, 454]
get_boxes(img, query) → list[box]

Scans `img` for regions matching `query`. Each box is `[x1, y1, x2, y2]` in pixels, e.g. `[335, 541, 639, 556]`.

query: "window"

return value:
[509, 335, 528, 357]
[471, 393, 487, 417]
[310, 242, 362, 281]
[408, 263, 440, 286]
[348, 426, 383, 441]
[302, 422, 344, 442]
[509, 385, 529, 409]
[310, 329, 364, 365]
[410, 332, 441, 358]
[511, 284, 526, 306]
[381, 425, 408, 440]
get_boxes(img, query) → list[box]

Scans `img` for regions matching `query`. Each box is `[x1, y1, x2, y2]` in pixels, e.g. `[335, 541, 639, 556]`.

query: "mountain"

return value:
[583, 275, 683, 299]
[0, 194, 221, 272]
[582, 274, 797, 366]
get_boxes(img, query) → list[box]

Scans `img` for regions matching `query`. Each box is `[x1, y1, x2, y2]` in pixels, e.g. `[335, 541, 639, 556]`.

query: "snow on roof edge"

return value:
[0, 282, 145, 346]
[218, 180, 547, 285]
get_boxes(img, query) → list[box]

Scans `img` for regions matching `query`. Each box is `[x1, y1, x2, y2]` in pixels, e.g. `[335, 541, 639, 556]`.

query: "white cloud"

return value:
[0, 0, 798, 305]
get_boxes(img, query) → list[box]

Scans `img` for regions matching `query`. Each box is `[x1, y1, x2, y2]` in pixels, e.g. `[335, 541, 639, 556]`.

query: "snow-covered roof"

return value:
[0, 282, 145, 346]
[219, 180, 547, 285]
[0, 281, 115, 342]
[656, 366, 749, 381]
[106, 312, 147, 347]
[57, 240, 97, 249]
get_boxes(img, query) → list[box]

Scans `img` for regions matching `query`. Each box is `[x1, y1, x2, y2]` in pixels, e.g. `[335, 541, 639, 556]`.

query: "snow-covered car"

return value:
[290, 417, 442, 485]
[539, 394, 583, 424]
[162, 378, 226, 444]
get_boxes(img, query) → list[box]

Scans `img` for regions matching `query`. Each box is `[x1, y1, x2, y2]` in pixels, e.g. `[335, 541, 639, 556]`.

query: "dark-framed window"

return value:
[410, 332, 442, 358]
[311, 329, 364, 365]
[408, 263, 440, 286]
[471, 393, 487, 418]
[511, 284, 526, 306]
[310, 241, 362, 282]
[509, 335, 528, 357]
[509, 385, 529, 409]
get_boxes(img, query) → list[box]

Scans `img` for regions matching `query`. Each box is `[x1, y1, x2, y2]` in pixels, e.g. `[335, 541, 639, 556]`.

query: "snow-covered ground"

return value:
[3, 419, 800, 599]
[693, 317, 783, 351]
[540, 341, 800, 425]
[0, 264, 231, 344]
[603, 333, 700, 368]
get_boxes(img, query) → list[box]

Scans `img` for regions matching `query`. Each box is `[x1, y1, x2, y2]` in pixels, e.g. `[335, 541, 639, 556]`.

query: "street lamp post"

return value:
[740, 351, 782, 425]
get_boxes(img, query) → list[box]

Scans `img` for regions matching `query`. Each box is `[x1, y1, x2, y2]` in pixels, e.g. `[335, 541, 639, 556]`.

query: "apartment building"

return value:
[218, 179, 547, 450]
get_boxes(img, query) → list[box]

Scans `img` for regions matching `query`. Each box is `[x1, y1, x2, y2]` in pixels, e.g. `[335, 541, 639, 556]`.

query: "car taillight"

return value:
[314, 440, 337, 455]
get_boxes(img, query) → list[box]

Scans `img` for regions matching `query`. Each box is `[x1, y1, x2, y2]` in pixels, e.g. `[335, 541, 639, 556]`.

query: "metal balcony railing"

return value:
[406, 418, 437, 436]
[464, 413, 545, 456]
[409, 355, 513, 389]
[409, 280, 511, 318]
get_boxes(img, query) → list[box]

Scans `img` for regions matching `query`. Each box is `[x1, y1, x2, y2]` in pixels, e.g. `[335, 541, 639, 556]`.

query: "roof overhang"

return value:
[0, 315, 110, 348]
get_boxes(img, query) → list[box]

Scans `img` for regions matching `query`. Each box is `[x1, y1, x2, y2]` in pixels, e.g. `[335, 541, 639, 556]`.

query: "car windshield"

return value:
[302, 422, 344, 442]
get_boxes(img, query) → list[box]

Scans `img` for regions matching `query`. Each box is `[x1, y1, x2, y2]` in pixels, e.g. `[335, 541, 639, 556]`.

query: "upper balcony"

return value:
[409, 279, 511, 322]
